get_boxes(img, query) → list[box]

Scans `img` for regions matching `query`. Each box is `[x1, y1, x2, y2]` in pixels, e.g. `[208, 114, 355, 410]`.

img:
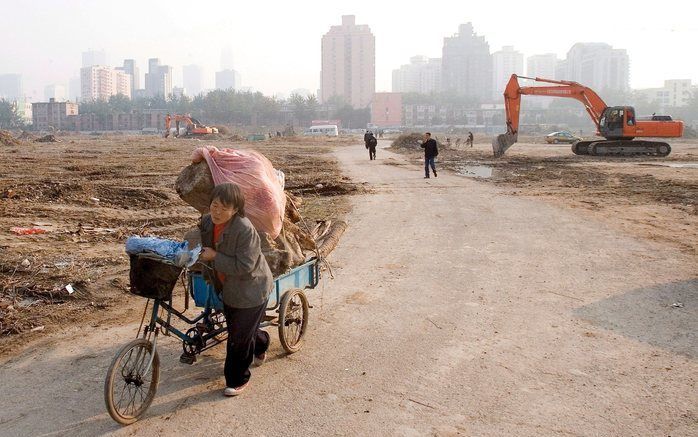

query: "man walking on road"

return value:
[467, 131, 474, 147]
[421, 132, 438, 178]
[366, 132, 378, 160]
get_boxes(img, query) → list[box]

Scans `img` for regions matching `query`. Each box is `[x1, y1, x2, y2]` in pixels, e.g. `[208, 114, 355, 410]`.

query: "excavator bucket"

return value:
[492, 132, 518, 158]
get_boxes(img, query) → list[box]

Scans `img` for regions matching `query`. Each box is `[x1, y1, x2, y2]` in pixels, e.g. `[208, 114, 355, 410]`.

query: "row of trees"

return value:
[3, 87, 696, 134]
[77, 90, 370, 129]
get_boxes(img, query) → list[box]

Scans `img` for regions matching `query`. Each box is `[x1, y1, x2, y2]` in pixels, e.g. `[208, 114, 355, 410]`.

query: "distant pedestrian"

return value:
[467, 131, 474, 147]
[164, 114, 171, 138]
[366, 132, 377, 160]
[420, 132, 438, 178]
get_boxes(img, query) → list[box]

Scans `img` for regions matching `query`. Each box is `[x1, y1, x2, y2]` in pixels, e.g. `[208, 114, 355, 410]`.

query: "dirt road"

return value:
[0, 141, 696, 436]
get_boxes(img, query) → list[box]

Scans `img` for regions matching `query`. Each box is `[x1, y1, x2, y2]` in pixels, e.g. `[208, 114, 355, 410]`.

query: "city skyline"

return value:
[0, 0, 695, 101]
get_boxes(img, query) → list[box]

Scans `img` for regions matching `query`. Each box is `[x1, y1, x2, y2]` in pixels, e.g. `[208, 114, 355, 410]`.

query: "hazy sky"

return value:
[1, 0, 695, 99]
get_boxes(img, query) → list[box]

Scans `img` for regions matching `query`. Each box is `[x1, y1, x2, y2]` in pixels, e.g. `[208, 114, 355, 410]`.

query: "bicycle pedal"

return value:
[179, 353, 196, 365]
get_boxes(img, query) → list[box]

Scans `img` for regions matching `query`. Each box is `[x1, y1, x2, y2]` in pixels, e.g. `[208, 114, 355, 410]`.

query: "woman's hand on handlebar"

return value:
[200, 247, 217, 262]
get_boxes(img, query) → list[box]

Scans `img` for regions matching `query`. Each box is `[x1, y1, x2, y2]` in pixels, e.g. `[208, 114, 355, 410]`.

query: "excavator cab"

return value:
[599, 106, 635, 140]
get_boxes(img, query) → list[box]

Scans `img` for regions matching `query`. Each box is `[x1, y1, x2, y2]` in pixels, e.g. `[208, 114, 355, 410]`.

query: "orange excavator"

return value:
[493, 75, 684, 157]
[167, 114, 218, 137]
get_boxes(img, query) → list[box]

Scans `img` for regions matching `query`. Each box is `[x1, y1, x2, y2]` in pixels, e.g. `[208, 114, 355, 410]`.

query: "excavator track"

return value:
[587, 140, 671, 157]
[571, 141, 592, 155]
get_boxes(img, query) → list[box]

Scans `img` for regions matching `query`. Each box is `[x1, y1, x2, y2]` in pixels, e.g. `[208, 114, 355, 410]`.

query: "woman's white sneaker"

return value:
[223, 382, 249, 396]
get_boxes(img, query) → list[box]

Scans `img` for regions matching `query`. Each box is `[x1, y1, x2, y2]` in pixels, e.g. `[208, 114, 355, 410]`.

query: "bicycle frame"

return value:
[144, 299, 227, 352]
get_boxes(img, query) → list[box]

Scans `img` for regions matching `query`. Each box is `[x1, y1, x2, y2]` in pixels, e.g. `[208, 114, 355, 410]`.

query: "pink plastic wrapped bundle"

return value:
[192, 146, 286, 238]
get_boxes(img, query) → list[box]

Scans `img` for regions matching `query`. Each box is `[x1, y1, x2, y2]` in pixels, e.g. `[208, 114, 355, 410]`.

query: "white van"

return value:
[303, 124, 339, 137]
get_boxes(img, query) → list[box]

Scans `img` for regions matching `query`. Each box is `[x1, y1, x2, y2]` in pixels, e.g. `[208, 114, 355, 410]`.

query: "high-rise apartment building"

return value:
[80, 66, 131, 101]
[526, 53, 558, 79]
[561, 43, 629, 92]
[492, 46, 524, 100]
[144, 58, 173, 98]
[215, 69, 240, 90]
[392, 56, 442, 94]
[525, 53, 559, 108]
[320, 15, 375, 108]
[441, 23, 492, 101]
[118, 59, 140, 94]
[183, 64, 204, 96]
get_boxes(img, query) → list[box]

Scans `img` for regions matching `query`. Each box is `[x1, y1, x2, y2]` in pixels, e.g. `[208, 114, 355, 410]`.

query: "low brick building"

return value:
[31, 98, 78, 131]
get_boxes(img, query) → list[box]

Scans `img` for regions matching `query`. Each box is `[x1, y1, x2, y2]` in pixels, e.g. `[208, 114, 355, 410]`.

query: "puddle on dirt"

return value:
[457, 165, 495, 178]
[638, 162, 698, 169]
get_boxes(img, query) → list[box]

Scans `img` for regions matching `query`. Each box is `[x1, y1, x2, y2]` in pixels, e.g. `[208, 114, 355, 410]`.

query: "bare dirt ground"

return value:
[390, 136, 698, 256]
[0, 138, 695, 436]
[0, 134, 359, 352]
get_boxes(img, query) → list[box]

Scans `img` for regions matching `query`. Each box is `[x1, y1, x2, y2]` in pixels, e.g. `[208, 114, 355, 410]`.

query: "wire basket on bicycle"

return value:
[129, 254, 182, 300]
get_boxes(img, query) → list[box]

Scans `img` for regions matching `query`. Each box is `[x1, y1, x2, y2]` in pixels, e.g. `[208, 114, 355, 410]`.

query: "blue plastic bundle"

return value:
[125, 236, 201, 267]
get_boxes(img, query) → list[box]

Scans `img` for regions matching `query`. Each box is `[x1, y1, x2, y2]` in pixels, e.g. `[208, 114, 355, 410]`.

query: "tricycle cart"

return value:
[104, 254, 320, 425]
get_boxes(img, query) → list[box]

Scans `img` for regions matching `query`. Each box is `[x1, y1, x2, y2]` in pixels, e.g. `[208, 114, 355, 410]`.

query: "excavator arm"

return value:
[493, 75, 608, 157]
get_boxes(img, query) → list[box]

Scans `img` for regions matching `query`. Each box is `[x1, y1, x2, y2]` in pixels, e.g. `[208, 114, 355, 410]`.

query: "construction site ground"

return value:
[0, 134, 358, 352]
[0, 135, 696, 436]
[390, 136, 698, 257]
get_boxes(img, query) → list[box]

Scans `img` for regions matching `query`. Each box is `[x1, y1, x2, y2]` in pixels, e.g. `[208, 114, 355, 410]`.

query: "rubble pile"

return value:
[0, 130, 22, 147]
[390, 133, 424, 150]
[35, 135, 60, 143]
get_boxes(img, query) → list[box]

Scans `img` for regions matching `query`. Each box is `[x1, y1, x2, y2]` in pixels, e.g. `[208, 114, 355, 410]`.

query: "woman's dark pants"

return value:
[223, 300, 270, 388]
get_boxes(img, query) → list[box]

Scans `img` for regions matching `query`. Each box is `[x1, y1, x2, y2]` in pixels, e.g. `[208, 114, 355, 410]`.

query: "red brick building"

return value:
[370, 93, 402, 127]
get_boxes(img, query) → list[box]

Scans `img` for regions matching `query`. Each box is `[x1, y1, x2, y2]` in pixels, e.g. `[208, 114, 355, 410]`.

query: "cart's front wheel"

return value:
[278, 289, 309, 353]
[104, 338, 160, 425]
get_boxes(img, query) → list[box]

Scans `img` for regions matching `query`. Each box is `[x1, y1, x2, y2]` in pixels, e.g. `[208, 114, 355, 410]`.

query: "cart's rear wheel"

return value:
[104, 338, 160, 425]
[278, 289, 309, 353]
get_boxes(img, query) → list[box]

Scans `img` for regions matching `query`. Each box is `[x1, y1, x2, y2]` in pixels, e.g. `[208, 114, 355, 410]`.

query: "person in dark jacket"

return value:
[198, 183, 273, 397]
[367, 132, 378, 160]
[420, 132, 438, 178]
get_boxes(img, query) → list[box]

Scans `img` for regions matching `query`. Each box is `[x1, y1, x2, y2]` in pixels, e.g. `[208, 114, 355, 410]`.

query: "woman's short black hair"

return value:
[210, 183, 245, 217]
